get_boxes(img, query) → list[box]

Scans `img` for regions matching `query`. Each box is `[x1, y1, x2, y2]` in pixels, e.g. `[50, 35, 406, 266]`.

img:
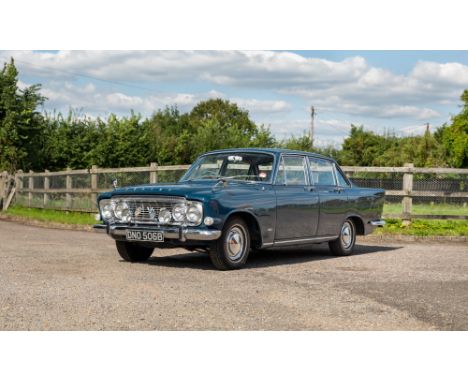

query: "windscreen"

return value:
[184, 153, 275, 182]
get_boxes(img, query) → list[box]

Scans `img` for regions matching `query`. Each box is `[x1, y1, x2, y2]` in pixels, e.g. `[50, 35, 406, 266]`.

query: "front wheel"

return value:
[328, 219, 356, 256]
[209, 217, 251, 270]
[116, 241, 154, 262]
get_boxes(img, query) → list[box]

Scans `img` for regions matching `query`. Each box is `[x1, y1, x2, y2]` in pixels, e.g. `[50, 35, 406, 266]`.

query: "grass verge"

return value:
[374, 218, 468, 236]
[383, 203, 468, 216]
[1, 205, 96, 225]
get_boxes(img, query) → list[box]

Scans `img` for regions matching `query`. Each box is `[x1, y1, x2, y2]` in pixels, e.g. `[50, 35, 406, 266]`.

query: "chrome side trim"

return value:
[273, 235, 338, 245]
[369, 220, 386, 226]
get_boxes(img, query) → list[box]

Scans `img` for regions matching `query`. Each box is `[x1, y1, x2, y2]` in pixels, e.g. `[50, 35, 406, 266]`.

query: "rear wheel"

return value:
[209, 217, 251, 270]
[328, 219, 356, 256]
[116, 241, 154, 262]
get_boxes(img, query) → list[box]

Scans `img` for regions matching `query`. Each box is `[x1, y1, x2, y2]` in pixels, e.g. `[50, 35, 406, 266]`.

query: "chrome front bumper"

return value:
[369, 220, 386, 227]
[93, 224, 222, 242]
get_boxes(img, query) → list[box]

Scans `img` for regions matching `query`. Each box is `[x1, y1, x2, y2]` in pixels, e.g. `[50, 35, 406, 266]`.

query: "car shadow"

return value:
[143, 243, 402, 271]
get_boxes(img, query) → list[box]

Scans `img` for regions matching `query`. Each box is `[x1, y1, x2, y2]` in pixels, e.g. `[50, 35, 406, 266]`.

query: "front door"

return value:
[274, 155, 319, 241]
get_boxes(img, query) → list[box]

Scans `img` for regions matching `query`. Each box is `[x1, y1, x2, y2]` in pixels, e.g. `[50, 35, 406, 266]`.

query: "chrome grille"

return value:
[112, 196, 185, 225]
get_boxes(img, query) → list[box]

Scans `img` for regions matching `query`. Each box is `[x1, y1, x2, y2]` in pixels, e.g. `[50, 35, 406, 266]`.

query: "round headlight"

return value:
[173, 204, 187, 222]
[99, 200, 114, 221]
[114, 201, 131, 222]
[186, 204, 202, 225]
[102, 203, 114, 221]
[158, 208, 172, 224]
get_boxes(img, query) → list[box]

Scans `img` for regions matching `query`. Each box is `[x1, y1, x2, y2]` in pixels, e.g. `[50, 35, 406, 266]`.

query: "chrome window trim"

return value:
[331, 160, 339, 187]
[273, 154, 309, 186]
[333, 163, 351, 188]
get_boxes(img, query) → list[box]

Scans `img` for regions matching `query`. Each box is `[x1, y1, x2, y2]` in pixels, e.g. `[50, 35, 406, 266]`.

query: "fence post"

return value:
[16, 170, 23, 202]
[66, 168, 72, 209]
[0, 171, 6, 203]
[28, 170, 34, 208]
[150, 162, 158, 183]
[91, 165, 98, 206]
[402, 163, 414, 225]
[44, 170, 50, 208]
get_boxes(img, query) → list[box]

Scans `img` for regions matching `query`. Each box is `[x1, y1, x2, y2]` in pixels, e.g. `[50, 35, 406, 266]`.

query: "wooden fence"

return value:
[1, 163, 467, 221]
[341, 164, 468, 220]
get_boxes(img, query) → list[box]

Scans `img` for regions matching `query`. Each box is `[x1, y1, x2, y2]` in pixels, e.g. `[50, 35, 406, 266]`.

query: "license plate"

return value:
[125, 229, 164, 242]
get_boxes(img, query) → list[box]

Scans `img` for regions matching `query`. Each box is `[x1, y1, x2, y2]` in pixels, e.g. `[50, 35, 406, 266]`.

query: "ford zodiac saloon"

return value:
[94, 148, 385, 270]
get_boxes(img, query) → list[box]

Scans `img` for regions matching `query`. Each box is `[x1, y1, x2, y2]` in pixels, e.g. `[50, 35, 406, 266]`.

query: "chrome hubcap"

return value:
[341, 221, 353, 249]
[226, 226, 245, 261]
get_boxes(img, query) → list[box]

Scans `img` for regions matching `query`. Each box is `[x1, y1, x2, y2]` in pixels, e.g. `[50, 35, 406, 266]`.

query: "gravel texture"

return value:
[0, 220, 467, 330]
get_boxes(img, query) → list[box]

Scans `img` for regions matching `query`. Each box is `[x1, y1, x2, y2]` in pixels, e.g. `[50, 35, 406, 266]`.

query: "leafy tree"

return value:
[144, 106, 191, 165]
[0, 58, 46, 172]
[436, 90, 468, 168]
[189, 98, 257, 137]
[249, 124, 277, 148]
[279, 133, 312, 151]
[340, 125, 386, 166]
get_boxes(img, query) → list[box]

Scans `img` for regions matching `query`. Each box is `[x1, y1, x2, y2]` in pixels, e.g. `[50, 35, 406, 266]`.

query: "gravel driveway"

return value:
[0, 220, 467, 330]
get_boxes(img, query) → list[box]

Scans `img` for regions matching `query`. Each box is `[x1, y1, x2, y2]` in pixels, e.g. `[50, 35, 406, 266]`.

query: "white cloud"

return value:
[411, 61, 468, 86]
[34, 80, 292, 119]
[1, 50, 467, 143]
[232, 98, 291, 113]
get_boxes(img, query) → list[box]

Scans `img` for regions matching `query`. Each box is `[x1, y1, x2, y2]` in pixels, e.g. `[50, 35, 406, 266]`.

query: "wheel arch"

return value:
[223, 210, 263, 249]
[346, 214, 365, 235]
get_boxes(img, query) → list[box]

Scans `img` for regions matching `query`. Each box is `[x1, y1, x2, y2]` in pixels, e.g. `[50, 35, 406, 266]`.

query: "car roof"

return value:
[202, 147, 334, 161]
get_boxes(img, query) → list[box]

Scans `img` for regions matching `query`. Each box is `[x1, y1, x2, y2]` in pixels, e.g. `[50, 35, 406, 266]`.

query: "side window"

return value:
[276, 156, 307, 185]
[308, 158, 336, 186]
[334, 164, 350, 187]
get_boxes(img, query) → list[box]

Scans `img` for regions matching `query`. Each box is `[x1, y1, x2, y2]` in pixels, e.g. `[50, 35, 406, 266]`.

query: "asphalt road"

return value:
[0, 220, 467, 330]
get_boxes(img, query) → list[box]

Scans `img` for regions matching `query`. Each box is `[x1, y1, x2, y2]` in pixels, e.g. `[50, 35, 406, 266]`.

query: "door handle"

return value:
[305, 186, 315, 192]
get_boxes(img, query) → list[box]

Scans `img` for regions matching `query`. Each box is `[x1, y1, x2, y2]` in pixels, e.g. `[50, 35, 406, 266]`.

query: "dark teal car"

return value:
[94, 148, 385, 270]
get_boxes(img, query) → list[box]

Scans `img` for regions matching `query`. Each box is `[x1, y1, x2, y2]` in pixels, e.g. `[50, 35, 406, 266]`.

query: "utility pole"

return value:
[310, 105, 315, 150]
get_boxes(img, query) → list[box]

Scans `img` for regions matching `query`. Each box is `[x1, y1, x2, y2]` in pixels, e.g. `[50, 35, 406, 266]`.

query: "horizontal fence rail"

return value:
[2, 163, 467, 220]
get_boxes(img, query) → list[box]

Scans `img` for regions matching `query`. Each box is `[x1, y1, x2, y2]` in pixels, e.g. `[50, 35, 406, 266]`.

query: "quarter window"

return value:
[308, 158, 336, 186]
[334, 165, 350, 187]
[276, 156, 307, 185]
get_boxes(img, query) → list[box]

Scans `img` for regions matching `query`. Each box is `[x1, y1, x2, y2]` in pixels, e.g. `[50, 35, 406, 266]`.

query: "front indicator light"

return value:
[204, 216, 214, 226]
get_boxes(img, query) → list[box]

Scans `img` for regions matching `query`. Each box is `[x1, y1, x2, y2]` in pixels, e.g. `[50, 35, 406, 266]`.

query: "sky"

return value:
[1, 50, 468, 147]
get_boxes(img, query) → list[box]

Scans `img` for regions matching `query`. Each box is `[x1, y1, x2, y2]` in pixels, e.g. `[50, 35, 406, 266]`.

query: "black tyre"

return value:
[328, 218, 356, 256]
[116, 241, 154, 262]
[209, 217, 251, 270]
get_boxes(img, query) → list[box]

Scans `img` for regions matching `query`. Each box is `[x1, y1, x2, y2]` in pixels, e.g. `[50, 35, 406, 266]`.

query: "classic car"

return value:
[94, 148, 385, 270]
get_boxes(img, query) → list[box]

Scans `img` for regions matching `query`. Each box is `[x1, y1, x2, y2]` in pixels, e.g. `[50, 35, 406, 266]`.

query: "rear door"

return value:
[308, 157, 349, 236]
[273, 155, 319, 241]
